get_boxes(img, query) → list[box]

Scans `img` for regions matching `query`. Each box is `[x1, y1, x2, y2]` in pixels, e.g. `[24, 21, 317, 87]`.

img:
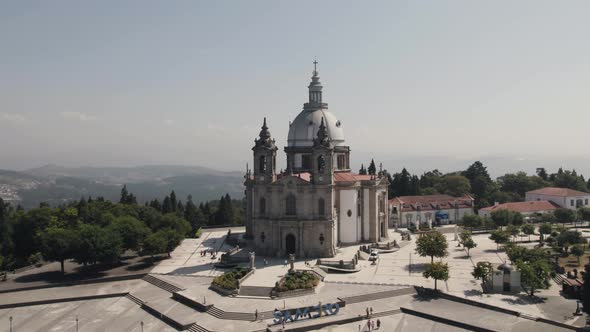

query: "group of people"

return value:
[200, 249, 217, 257]
[362, 307, 381, 330]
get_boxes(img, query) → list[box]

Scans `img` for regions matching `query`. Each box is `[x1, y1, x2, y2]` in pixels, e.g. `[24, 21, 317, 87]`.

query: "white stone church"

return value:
[244, 63, 389, 258]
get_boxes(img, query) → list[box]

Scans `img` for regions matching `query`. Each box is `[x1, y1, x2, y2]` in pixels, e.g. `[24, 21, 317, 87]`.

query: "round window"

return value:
[347, 209, 352, 217]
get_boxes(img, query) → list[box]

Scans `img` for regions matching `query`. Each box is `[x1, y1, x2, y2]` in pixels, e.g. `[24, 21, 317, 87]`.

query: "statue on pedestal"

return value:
[288, 254, 295, 271]
[249, 251, 256, 270]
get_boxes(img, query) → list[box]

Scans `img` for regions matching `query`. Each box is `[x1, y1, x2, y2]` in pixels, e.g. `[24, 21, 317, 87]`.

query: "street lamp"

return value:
[9, 316, 13, 332]
[76, 316, 79, 332]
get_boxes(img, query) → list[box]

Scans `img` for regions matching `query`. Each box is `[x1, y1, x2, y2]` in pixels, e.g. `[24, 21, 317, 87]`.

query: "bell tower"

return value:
[312, 117, 334, 185]
[252, 117, 277, 184]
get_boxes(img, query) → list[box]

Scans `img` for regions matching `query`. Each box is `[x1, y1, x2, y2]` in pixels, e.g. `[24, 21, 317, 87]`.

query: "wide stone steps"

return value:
[370, 308, 402, 318]
[552, 273, 566, 285]
[340, 287, 415, 304]
[143, 274, 184, 293]
[125, 293, 145, 306]
[238, 285, 274, 297]
[188, 323, 210, 332]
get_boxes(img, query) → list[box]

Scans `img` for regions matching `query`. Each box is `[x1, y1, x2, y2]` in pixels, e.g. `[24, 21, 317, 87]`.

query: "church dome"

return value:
[287, 109, 345, 147]
[287, 61, 345, 147]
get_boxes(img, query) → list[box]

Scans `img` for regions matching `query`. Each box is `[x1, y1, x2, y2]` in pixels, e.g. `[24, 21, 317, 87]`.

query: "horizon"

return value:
[2, 1, 590, 177]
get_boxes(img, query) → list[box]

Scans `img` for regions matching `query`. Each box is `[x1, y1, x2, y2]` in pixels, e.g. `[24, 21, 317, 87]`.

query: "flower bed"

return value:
[275, 271, 320, 292]
[211, 267, 250, 291]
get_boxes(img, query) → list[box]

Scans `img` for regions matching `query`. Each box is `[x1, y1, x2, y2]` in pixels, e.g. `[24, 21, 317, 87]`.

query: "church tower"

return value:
[252, 118, 277, 184]
[312, 117, 334, 185]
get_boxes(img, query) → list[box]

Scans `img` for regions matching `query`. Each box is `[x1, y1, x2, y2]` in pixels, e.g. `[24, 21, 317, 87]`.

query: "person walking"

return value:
[370, 307, 373, 316]
[366, 307, 370, 318]
[376, 319, 381, 330]
[254, 309, 259, 321]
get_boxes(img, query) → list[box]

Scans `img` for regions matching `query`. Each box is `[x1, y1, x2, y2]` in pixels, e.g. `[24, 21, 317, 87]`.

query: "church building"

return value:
[244, 63, 389, 258]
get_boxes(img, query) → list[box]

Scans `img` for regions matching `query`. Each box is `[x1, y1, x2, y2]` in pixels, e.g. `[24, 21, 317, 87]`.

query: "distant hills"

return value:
[0, 165, 244, 209]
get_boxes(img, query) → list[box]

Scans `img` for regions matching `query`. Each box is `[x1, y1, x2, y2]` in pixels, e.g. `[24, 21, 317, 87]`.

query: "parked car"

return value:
[368, 250, 379, 261]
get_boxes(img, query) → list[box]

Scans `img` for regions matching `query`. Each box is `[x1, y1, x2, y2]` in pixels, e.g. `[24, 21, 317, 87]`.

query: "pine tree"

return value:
[119, 185, 129, 204]
[359, 164, 367, 175]
[162, 196, 173, 214]
[368, 159, 377, 175]
[170, 191, 177, 212]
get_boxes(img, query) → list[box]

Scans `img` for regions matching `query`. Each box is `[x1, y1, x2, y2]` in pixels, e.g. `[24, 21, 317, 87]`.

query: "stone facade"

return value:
[244, 64, 388, 258]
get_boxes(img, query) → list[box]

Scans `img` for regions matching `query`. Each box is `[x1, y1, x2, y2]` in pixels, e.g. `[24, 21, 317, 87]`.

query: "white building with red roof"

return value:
[525, 187, 590, 210]
[479, 200, 561, 219]
[244, 63, 389, 258]
[388, 194, 474, 229]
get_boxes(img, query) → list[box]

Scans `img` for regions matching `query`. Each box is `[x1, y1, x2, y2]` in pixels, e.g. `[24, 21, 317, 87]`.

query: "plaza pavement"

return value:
[0, 226, 585, 331]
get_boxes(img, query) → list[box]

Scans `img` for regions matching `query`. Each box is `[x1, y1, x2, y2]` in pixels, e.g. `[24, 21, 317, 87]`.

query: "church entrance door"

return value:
[285, 234, 296, 255]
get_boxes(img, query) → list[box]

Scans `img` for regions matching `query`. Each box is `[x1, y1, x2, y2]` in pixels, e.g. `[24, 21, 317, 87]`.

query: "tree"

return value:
[358, 164, 367, 175]
[73, 224, 123, 265]
[462, 214, 483, 229]
[119, 185, 137, 205]
[539, 223, 552, 243]
[506, 224, 520, 242]
[142, 231, 168, 260]
[367, 159, 377, 176]
[554, 208, 576, 224]
[571, 245, 585, 265]
[489, 230, 509, 251]
[490, 210, 513, 228]
[438, 175, 471, 197]
[415, 231, 448, 263]
[556, 230, 586, 251]
[472, 261, 494, 291]
[463, 236, 477, 257]
[423, 262, 449, 291]
[40, 227, 78, 274]
[578, 207, 590, 223]
[108, 216, 151, 252]
[536, 168, 548, 181]
[521, 223, 535, 242]
[516, 259, 551, 296]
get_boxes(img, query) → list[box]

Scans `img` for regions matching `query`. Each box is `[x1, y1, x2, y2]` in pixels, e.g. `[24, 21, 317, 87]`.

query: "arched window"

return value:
[286, 194, 296, 216]
[259, 197, 266, 215]
[259, 155, 266, 173]
[318, 198, 325, 216]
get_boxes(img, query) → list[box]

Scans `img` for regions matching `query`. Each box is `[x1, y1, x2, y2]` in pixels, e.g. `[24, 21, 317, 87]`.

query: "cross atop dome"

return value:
[313, 58, 318, 76]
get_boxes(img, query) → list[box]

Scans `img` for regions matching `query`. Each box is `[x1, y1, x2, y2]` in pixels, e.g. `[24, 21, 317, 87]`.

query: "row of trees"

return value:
[0, 187, 244, 272]
[374, 160, 589, 209]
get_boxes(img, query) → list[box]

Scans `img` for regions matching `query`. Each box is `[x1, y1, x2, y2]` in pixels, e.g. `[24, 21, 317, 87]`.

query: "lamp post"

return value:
[9, 316, 13, 332]
[76, 316, 79, 332]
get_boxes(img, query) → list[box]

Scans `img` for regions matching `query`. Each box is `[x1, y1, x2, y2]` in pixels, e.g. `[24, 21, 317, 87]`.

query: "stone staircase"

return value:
[238, 285, 274, 297]
[188, 323, 211, 332]
[552, 273, 566, 285]
[124, 293, 145, 306]
[340, 287, 415, 304]
[370, 308, 402, 318]
[143, 274, 185, 293]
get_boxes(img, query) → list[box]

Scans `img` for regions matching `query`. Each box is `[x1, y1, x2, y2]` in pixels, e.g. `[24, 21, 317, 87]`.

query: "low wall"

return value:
[236, 268, 255, 288]
[172, 292, 212, 311]
[273, 287, 315, 298]
[0, 273, 148, 294]
[209, 283, 237, 296]
[0, 292, 128, 309]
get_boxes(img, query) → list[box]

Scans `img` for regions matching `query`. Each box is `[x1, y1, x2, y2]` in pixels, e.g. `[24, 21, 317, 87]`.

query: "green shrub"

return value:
[28, 252, 43, 266]
[211, 267, 249, 290]
[275, 271, 320, 292]
[195, 227, 203, 238]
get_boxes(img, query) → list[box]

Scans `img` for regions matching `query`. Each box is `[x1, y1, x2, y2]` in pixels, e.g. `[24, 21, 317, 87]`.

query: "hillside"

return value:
[0, 165, 244, 209]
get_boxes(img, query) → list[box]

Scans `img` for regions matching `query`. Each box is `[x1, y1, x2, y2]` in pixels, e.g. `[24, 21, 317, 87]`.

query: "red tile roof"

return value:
[526, 187, 589, 197]
[334, 172, 374, 182]
[389, 194, 473, 212]
[480, 200, 560, 213]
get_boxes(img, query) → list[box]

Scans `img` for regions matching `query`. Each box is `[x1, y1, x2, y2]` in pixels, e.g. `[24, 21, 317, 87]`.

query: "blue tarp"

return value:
[435, 212, 449, 219]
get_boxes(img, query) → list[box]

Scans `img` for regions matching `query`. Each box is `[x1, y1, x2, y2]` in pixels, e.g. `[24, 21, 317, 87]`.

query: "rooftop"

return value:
[480, 200, 561, 213]
[526, 187, 589, 197]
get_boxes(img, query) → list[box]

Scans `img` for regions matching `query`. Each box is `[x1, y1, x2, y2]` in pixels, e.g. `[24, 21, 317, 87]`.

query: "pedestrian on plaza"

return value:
[367, 319, 372, 331]
[284, 259, 288, 267]
[358, 324, 361, 331]
[366, 307, 370, 318]
[376, 319, 381, 329]
[370, 307, 373, 316]
[254, 309, 259, 321]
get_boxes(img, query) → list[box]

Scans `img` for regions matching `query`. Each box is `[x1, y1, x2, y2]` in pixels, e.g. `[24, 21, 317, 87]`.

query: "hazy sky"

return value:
[2, 1, 590, 176]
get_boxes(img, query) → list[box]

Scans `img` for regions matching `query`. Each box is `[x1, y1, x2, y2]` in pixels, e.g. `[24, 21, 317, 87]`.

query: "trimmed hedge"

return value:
[211, 267, 249, 290]
[276, 271, 320, 292]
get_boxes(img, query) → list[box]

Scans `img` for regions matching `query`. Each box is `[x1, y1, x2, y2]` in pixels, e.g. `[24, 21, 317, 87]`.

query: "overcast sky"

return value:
[1, 1, 590, 176]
